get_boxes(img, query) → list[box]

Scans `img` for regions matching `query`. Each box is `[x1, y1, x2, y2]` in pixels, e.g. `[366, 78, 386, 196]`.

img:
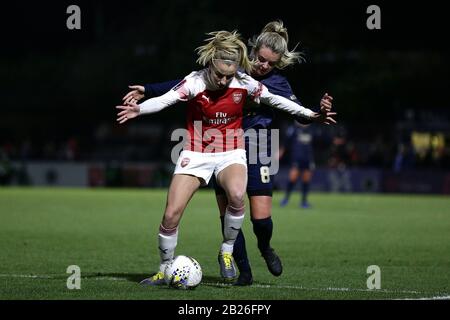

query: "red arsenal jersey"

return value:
[173, 70, 262, 152]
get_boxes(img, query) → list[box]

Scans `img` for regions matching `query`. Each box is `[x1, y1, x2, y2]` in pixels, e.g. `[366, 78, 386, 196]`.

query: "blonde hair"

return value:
[249, 20, 305, 69]
[196, 30, 253, 74]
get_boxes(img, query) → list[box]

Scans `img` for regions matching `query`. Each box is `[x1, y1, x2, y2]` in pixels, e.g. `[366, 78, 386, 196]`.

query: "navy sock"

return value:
[233, 229, 251, 273]
[302, 182, 310, 204]
[252, 217, 273, 254]
[220, 216, 251, 273]
[285, 181, 296, 199]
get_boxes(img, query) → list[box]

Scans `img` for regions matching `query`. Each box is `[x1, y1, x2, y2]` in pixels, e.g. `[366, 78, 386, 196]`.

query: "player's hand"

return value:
[311, 110, 337, 125]
[122, 85, 145, 104]
[116, 101, 140, 124]
[319, 93, 333, 114]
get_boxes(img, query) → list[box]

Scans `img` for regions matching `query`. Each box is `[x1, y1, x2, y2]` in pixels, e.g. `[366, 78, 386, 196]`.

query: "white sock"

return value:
[158, 224, 178, 272]
[221, 205, 245, 253]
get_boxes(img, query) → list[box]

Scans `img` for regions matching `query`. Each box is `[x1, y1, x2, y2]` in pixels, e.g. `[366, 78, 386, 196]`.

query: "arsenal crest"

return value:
[232, 92, 243, 104]
[180, 158, 190, 168]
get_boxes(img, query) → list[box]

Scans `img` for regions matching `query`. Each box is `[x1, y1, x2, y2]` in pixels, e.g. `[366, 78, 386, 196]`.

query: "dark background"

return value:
[0, 0, 448, 169]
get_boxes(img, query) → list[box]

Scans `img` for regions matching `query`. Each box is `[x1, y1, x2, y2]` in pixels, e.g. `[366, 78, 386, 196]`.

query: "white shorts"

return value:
[174, 149, 247, 185]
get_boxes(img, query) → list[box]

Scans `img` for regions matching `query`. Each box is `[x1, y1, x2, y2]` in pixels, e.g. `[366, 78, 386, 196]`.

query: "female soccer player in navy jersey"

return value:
[279, 122, 316, 209]
[121, 22, 335, 286]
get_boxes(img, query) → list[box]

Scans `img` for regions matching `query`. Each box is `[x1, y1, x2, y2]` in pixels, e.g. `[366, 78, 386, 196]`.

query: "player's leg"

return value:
[141, 173, 202, 286]
[300, 169, 312, 208]
[160, 172, 204, 268]
[246, 150, 283, 277]
[216, 161, 247, 282]
[249, 195, 283, 277]
[280, 165, 300, 207]
[213, 181, 228, 231]
[213, 182, 253, 286]
[141, 149, 212, 286]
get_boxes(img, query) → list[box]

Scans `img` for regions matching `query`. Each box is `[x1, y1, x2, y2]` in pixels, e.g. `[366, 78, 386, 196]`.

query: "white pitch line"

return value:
[0, 274, 127, 281]
[396, 296, 450, 300]
[0, 274, 54, 279]
[91, 277, 127, 281]
[1, 274, 448, 298]
[202, 281, 422, 295]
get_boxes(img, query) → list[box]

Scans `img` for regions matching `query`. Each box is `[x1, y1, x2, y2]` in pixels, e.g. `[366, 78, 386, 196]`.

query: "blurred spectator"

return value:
[64, 137, 79, 161]
[346, 141, 361, 166]
[393, 143, 416, 172]
[328, 133, 348, 169]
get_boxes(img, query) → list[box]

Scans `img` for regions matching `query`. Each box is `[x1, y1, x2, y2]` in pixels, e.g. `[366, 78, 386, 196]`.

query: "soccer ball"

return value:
[164, 255, 202, 289]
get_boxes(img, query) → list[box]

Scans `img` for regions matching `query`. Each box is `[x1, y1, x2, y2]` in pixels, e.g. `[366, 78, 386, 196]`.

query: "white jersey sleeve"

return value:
[138, 71, 203, 115]
[240, 72, 316, 120]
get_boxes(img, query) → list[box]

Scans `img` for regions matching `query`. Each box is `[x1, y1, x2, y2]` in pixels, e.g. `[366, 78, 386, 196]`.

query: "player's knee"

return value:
[227, 187, 245, 208]
[251, 209, 272, 220]
[164, 205, 183, 226]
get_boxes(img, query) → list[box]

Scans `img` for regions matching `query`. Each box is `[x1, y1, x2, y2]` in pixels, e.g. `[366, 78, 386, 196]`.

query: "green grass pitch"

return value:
[0, 187, 449, 300]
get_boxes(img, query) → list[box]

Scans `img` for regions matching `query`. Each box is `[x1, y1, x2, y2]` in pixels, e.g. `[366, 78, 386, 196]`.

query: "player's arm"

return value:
[257, 84, 337, 124]
[271, 77, 314, 125]
[144, 80, 182, 98]
[292, 92, 335, 125]
[122, 79, 182, 104]
[272, 77, 334, 125]
[116, 79, 191, 124]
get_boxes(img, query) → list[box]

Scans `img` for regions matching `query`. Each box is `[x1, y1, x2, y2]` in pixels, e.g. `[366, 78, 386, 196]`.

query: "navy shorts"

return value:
[291, 158, 314, 171]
